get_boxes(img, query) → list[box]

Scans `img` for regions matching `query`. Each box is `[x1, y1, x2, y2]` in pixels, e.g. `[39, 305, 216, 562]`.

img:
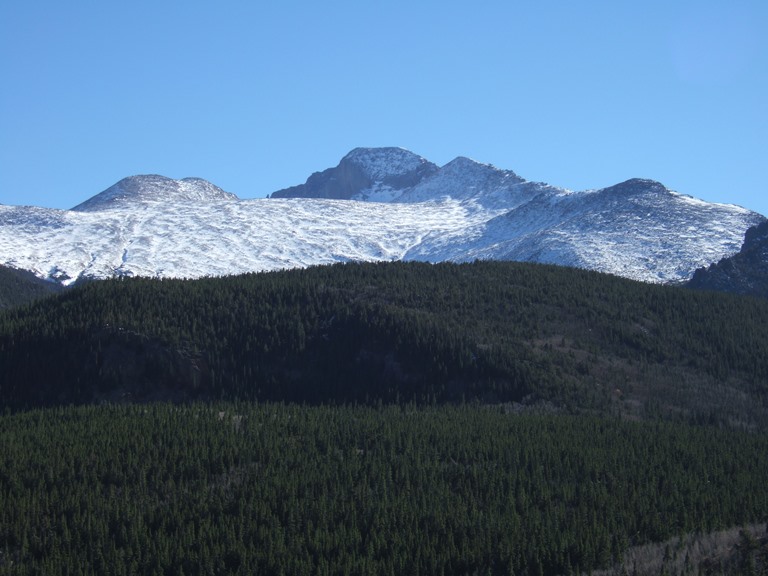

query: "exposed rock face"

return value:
[688, 220, 768, 298]
[270, 147, 439, 200]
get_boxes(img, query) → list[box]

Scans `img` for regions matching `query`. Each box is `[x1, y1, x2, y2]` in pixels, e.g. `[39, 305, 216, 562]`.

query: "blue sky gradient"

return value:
[1, 1, 766, 216]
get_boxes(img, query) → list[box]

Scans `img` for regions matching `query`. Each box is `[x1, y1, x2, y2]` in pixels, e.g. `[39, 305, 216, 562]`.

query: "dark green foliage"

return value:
[1, 403, 767, 575]
[2, 261, 768, 426]
[0, 265, 61, 309]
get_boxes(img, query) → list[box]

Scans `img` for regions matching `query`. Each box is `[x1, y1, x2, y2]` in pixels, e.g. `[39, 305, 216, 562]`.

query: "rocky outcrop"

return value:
[688, 220, 768, 298]
[270, 147, 439, 200]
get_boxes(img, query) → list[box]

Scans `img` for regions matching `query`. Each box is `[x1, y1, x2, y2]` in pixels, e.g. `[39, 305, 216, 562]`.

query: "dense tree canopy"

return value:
[1, 261, 768, 426]
[1, 403, 767, 575]
[3, 262, 768, 574]
[0, 265, 60, 309]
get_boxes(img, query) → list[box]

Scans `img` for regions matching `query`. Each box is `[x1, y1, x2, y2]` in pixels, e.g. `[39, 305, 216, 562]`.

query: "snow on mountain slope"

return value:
[0, 196, 488, 285]
[396, 157, 524, 206]
[72, 175, 238, 212]
[428, 180, 761, 283]
[0, 150, 764, 286]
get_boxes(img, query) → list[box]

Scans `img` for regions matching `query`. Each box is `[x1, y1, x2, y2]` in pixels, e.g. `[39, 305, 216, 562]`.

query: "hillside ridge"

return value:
[2, 260, 767, 428]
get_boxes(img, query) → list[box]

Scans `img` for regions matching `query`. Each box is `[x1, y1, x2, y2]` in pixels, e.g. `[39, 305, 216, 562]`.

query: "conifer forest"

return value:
[1, 261, 767, 575]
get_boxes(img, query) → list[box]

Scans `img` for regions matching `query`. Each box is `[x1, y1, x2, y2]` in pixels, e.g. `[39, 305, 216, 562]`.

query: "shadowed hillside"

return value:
[2, 261, 767, 427]
[0, 264, 62, 309]
[689, 220, 768, 298]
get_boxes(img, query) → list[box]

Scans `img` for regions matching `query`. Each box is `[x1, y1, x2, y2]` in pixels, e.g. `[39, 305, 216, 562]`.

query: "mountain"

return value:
[0, 148, 763, 286]
[688, 220, 768, 298]
[271, 147, 440, 201]
[273, 148, 534, 208]
[71, 174, 238, 211]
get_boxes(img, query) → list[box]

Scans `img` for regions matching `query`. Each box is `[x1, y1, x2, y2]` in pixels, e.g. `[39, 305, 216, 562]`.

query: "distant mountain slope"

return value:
[0, 148, 763, 285]
[72, 175, 238, 211]
[688, 220, 768, 298]
[0, 264, 61, 309]
[2, 261, 767, 428]
[403, 177, 762, 280]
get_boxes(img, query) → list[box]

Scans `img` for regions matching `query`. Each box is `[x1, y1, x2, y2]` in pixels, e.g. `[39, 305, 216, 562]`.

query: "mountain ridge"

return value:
[71, 174, 238, 212]
[270, 147, 440, 201]
[0, 147, 764, 286]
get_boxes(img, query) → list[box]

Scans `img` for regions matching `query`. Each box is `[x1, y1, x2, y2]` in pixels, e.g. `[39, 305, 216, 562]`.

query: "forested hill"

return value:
[1, 260, 768, 426]
[2, 403, 767, 575]
[0, 264, 61, 309]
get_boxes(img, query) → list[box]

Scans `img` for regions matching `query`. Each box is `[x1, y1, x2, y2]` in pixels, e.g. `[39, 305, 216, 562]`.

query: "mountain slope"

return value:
[0, 264, 62, 309]
[451, 179, 758, 281]
[270, 147, 440, 201]
[0, 149, 763, 285]
[2, 261, 768, 427]
[688, 220, 768, 298]
[72, 175, 238, 211]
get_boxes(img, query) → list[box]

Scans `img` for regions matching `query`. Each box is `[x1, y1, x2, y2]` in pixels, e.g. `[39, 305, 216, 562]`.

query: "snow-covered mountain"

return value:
[0, 147, 764, 286]
[72, 175, 238, 211]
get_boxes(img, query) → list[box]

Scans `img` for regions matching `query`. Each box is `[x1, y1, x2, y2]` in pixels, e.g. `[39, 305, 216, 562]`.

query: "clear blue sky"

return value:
[1, 1, 766, 216]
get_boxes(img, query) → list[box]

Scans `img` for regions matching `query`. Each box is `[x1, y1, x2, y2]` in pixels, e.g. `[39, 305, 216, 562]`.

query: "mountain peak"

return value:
[444, 156, 481, 168]
[602, 178, 668, 196]
[71, 175, 238, 212]
[341, 147, 435, 180]
[440, 156, 524, 181]
[271, 147, 439, 201]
